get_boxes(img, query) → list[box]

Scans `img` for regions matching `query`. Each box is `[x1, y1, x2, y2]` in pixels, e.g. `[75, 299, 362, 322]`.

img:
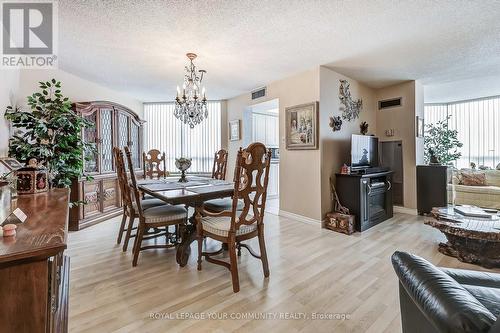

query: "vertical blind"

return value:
[144, 102, 222, 173]
[424, 97, 500, 169]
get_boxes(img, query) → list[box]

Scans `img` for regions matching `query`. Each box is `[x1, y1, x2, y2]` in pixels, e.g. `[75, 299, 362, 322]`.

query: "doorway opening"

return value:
[244, 99, 280, 215]
[380, 140, 404, 206]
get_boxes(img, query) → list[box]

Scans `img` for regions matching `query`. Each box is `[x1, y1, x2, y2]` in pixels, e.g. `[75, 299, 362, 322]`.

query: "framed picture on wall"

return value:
[416, 116, 424, 137]
[229, 119, 241, 141]
[285, 102, 319, 150]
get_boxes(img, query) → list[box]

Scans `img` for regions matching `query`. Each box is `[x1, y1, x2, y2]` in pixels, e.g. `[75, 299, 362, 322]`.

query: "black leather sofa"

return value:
[391, 251, 500, 333]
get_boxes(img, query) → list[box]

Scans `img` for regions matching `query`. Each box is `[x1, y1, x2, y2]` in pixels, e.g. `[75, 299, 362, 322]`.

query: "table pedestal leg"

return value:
[176, 223, 196, 266]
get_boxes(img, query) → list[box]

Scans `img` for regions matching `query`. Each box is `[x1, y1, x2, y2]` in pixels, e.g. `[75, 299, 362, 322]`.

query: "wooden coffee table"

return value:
[425, 206, 500, 268]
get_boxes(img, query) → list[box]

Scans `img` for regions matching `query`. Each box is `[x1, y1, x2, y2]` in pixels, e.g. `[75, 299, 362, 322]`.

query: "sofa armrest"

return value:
[439, 267, 500, 289]
[391, 251, 496, 332]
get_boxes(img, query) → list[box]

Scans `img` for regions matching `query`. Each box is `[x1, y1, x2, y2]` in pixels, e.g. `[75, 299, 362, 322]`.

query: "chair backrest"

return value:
[125, 146, 145, 217]
[211, 149, 228, 180]
[143, 149, 168, 179]
[114, 147, 134, 213]
[230, 143, 271, 231]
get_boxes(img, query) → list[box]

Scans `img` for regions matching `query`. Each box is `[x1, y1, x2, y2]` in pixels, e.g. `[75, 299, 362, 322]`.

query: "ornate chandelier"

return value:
[174, 53, 208, 128]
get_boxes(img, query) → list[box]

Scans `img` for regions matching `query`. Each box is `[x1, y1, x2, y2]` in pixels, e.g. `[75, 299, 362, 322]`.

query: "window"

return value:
[143, 102, 222, 173]
[424, 97, 500, 169]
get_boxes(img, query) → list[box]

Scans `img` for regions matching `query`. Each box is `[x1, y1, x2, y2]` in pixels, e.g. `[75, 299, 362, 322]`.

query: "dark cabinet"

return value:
[416, 165, 448, 215]
[336, 171, 394, 232]
[69, 101, 144, 231]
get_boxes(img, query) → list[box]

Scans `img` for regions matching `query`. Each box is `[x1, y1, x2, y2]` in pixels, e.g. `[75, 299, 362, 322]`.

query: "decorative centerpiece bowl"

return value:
[175, 158, 192, 183]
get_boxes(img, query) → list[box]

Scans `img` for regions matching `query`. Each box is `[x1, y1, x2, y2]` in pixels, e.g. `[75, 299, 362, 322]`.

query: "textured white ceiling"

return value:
[58, 0, 500, 101]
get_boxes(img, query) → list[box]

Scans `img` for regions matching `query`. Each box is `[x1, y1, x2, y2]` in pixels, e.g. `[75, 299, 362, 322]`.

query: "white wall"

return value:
[1, 68, 143, 159]
[17, 69, 143, 117]
[0, 70, 20, 156]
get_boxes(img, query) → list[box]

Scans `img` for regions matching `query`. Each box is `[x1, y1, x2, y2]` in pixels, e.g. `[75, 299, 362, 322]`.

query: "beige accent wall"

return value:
[319, 67, 377, 216]
[375, 81, 423, 209]
[226, 68, 322, 221]
[17, 69, 143, 117]
[0, 70, 20, 156]
[220, 100, 229, 151]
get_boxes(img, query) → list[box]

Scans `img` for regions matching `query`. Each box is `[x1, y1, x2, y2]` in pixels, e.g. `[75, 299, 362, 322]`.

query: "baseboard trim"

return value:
[394, 206, 418, 216]
[278, 210, 322, 225]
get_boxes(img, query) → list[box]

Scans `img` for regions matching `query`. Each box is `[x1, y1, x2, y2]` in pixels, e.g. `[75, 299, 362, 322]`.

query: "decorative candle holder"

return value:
[175, 158, 192, 183]
[15, 158, 49, 195]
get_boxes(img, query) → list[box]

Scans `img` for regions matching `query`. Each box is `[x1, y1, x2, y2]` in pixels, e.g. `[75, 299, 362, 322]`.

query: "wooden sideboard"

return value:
[69, 101, 144, 231]
[0, 189, 70, 333]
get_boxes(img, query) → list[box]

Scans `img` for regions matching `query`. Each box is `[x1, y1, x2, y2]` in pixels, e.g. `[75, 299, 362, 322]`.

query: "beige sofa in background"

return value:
[447, 169, 500, 209]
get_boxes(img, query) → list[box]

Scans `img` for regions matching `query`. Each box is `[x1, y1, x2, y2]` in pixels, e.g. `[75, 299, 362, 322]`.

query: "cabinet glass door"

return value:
[100, 108, 114, 173]
[130, 121, 141, 169]
[118, 113, 129, 149]
[83, 112, 99, 173]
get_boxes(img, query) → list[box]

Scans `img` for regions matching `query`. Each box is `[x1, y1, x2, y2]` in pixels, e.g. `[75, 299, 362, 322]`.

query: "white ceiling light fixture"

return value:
[174, 53, 207, 128]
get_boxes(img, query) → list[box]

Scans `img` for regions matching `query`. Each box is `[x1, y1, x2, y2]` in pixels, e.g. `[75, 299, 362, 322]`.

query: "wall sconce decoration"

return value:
[329, 116, 342, 131]
[339, 79, 362, 121]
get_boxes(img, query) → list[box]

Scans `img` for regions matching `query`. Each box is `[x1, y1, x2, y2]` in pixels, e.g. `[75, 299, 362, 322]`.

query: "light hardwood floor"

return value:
[67, 212, 499, 333]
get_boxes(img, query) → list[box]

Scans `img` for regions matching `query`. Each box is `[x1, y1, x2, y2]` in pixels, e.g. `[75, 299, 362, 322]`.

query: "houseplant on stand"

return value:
[424, 115, 462, 165]
[424, 115, 463, 207]
[5, 79, 94, 190]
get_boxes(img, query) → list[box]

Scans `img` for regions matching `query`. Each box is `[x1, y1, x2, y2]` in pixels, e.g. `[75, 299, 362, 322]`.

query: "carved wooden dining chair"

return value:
[114, 147, 166, 252]
[195, 143, 272, 293]
[203, 149, 244, 212]
[124, 146, 188, 267]
[143, 149, 169, 179]
[211, 149, 228, 180]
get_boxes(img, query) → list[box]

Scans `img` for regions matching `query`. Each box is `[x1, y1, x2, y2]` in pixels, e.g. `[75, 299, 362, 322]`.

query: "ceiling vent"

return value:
[251, 87, 266, 100]
[378, 97, 402, 110]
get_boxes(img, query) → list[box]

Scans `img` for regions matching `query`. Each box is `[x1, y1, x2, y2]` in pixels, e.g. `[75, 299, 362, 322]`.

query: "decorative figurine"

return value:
[175, 158, 192, 183]
[329, 116, 342, 132]
[360, 121, 369, 135]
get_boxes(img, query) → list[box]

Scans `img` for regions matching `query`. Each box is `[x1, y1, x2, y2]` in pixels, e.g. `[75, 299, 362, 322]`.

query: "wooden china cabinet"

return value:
[69, 101, 144, 231]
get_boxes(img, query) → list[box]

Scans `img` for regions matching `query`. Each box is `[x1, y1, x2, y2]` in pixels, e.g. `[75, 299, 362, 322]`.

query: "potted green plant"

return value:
[424, 115, 463, 165]
[5, 79, 95, 189]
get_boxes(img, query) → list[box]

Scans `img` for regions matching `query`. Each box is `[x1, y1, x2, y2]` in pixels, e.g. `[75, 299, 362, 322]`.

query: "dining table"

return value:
[137, 175, 234, 266]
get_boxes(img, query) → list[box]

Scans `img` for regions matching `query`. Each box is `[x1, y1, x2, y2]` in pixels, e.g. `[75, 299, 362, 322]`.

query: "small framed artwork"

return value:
[285, 102, 319, 150]
[0, 157, 23, 171]
[416, 116, 424, 137]
[229, 119, 241, 141]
